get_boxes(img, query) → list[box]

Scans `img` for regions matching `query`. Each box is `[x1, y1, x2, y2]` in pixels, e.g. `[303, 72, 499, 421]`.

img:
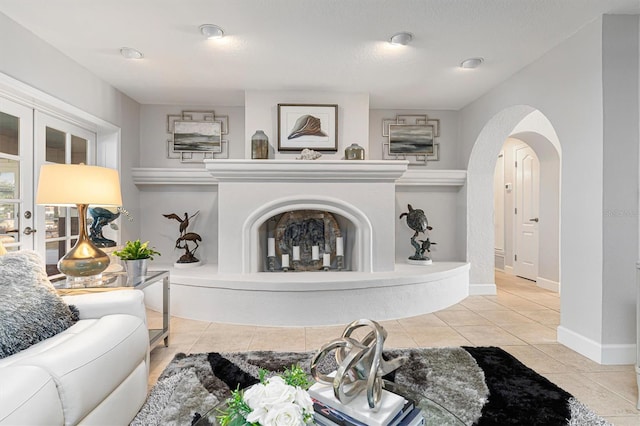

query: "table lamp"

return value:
[36, 164, 123, 280]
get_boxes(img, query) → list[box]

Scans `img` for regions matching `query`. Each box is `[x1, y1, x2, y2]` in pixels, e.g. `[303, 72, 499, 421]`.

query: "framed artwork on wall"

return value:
[166, 110, 229, 163]
[388, 124, 434, 155]
[382, 114, 440, 164]
[173, 120, 222, 153]
[277, 104, 338, 151]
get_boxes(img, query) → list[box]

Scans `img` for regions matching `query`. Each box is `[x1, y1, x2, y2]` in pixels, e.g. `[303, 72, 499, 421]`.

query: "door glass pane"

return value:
[70, 135, 87, 164]
[45, 127, 66, 163]
[0, 202, 19, 244]
[45, 206, 63, 238]
[70, 207, 79, 236]
[45, 240, 64, 276]
[0, 158, 19, 198]
[0, 112, 19, 156]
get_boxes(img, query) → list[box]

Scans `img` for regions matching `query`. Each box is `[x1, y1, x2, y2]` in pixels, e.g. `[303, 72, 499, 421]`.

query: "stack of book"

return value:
[308, 381, 425, 426]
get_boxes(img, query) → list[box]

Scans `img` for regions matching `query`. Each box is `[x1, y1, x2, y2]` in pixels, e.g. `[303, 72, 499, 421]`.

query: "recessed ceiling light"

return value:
[389, 32, 413, 46]
[120, 47, 143, 60]
[460, 57, 484, 69]
[199, 24, 224, 39]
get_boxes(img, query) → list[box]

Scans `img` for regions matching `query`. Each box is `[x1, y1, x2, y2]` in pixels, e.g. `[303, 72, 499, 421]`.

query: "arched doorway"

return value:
[467, 106, 561, 294]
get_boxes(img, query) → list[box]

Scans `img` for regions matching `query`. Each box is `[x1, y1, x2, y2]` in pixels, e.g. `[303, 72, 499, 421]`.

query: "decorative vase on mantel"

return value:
[251, 130, 269, 159]
[345, 143, 365, 160]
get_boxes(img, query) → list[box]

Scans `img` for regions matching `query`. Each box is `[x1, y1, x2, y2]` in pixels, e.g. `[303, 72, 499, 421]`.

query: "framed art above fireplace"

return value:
[277, 103, 338, 152]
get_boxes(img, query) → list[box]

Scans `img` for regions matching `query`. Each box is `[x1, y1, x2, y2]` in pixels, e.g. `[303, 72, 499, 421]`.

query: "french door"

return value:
[0, 99, 97, 275]
[34, 112, 96, 276]
[0, 98, 34, 252]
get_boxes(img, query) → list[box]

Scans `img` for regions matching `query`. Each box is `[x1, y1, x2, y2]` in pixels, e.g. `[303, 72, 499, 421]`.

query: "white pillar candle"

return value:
[323, 253, 331, 267]
[267, 238, 275, 257]
[281, 254, 289, 268]
[312, 245, 319, 260]
[292, 245, 301, 261]
[336, 237, 344, 256]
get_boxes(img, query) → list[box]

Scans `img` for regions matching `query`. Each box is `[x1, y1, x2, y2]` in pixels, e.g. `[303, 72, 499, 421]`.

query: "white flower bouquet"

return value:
[218, 365, 315, 426]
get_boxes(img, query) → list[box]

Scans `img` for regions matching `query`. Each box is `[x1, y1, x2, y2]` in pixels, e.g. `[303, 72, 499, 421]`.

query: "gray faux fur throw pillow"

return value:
[0, 250, 78, 359]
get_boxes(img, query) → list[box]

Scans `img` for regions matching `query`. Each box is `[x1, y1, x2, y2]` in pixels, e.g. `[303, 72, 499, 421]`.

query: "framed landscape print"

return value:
[173, 120, 222, 153]
[277, 104, 338, 151]
[388, 124, 434, 155]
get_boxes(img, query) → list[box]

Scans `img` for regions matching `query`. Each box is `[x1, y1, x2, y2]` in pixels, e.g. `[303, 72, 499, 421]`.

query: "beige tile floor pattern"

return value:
[147, 270, 640, 425]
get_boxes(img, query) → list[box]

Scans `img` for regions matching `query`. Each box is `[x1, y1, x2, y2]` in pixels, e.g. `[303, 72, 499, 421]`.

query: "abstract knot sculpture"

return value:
[310, 319, 407, 410]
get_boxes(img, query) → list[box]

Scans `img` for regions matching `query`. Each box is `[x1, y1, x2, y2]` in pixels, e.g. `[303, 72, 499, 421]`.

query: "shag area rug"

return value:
[132, 347, 610, 426]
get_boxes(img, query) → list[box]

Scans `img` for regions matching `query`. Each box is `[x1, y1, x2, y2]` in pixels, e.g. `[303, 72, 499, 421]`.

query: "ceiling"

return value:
[0, 0, 638, 109]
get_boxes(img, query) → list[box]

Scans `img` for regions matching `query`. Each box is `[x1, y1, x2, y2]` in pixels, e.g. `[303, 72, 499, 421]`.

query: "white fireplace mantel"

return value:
[132, 162, 466, 186]
[203, 159, 408, 181]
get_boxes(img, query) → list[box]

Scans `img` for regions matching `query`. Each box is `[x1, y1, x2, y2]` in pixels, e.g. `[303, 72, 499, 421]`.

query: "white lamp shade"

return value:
[36, 164, 122, 206]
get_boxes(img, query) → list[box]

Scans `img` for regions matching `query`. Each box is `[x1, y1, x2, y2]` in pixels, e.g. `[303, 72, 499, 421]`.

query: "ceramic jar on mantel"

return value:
[345, 143, 365, 160]
[251, 130, 269, 159]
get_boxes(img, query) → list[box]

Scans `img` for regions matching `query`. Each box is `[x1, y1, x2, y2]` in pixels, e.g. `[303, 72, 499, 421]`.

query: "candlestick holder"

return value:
[282, 266, 289, 272]
[337, 255, 344, 271]
[292, 260, 301, 271]
[323, 266, 330, 271]
[267, 256, 276, 272]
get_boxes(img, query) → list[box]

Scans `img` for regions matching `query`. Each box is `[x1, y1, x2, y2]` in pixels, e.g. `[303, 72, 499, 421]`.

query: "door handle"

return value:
[23, 227, 37, 235]
[529, 218, 539, 222]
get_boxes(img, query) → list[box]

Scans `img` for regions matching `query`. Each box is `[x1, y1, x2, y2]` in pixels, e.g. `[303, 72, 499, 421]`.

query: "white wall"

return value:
[138, 105, 245, 168]
[461, 15, 639, 363]
[0, 12, 141, 241]
[244, 90, 369, 159]
[601, 15, 639, 348]
[371, 109, 464, 262]
[368, 109, 462, 169]
[136, 104, 245, 264]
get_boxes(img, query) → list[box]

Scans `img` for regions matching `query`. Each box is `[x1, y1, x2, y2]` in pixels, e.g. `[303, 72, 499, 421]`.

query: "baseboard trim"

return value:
[557, 326, 636, 365]
[504, 265, 514, 275]
[469, 283, 497, 295]
[536, 276, 559, 293]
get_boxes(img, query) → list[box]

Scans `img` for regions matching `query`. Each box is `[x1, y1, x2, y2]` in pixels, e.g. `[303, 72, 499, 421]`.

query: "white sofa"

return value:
[0, 290, 150, 426]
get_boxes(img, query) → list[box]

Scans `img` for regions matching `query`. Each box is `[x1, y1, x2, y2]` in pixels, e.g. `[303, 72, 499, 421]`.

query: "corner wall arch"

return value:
[467, 105, 561, 292]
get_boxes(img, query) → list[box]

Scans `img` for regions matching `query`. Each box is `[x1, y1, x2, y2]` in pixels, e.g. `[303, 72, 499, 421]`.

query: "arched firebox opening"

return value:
[244, 196, 373, 274]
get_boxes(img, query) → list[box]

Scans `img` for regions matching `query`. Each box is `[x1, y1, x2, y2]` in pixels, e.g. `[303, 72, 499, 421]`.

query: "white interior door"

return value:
[0, 98, 34, 251]
[514, 145, 539, 281]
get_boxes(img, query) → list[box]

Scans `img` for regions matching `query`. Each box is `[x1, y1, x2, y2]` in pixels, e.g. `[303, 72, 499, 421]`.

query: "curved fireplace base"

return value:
[145, 262, 470, 327]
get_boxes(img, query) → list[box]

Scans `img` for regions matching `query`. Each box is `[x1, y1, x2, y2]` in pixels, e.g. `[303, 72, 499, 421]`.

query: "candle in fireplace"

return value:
[323, 253, 331, 267]
[312, 245, 319, 260]
[336, 237, 344, 256]
[268, 238, 275, 257]
[281, 254, 290, 268]
[292, 246, 301, 261]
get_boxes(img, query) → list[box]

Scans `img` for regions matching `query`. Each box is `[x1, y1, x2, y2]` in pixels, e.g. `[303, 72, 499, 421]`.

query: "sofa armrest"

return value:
[62, 289, 147, 325]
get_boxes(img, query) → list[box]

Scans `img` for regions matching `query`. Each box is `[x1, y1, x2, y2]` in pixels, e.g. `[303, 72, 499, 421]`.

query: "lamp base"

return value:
[65, 273, 103, 289]
[57, 203, 111, 278]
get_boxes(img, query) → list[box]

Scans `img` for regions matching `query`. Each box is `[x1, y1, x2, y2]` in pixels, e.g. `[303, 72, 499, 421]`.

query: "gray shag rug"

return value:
[132, 347, 610, 426]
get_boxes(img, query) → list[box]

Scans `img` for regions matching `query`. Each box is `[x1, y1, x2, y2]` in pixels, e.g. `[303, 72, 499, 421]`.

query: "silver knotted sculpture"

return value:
[310, 319, 407, 410]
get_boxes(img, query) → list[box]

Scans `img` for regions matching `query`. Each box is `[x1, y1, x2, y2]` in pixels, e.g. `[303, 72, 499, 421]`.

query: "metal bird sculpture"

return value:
[163, 211, 202, 264]
[162, 211, 199, 236]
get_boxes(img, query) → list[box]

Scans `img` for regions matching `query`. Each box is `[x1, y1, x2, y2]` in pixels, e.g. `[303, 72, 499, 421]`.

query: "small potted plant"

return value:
[113, 239, 161, 280]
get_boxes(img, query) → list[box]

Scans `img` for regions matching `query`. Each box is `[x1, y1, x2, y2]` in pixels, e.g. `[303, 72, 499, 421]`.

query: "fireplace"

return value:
[144, 159, 470, 326]
[205, 159, 408, 274]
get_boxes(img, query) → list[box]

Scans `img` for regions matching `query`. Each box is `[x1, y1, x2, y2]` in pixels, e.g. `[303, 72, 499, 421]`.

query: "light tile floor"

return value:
[147, 270, 640, 425]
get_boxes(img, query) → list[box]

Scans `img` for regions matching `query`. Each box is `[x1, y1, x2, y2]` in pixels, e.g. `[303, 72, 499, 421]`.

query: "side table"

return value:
[55, 270, 170, 348]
